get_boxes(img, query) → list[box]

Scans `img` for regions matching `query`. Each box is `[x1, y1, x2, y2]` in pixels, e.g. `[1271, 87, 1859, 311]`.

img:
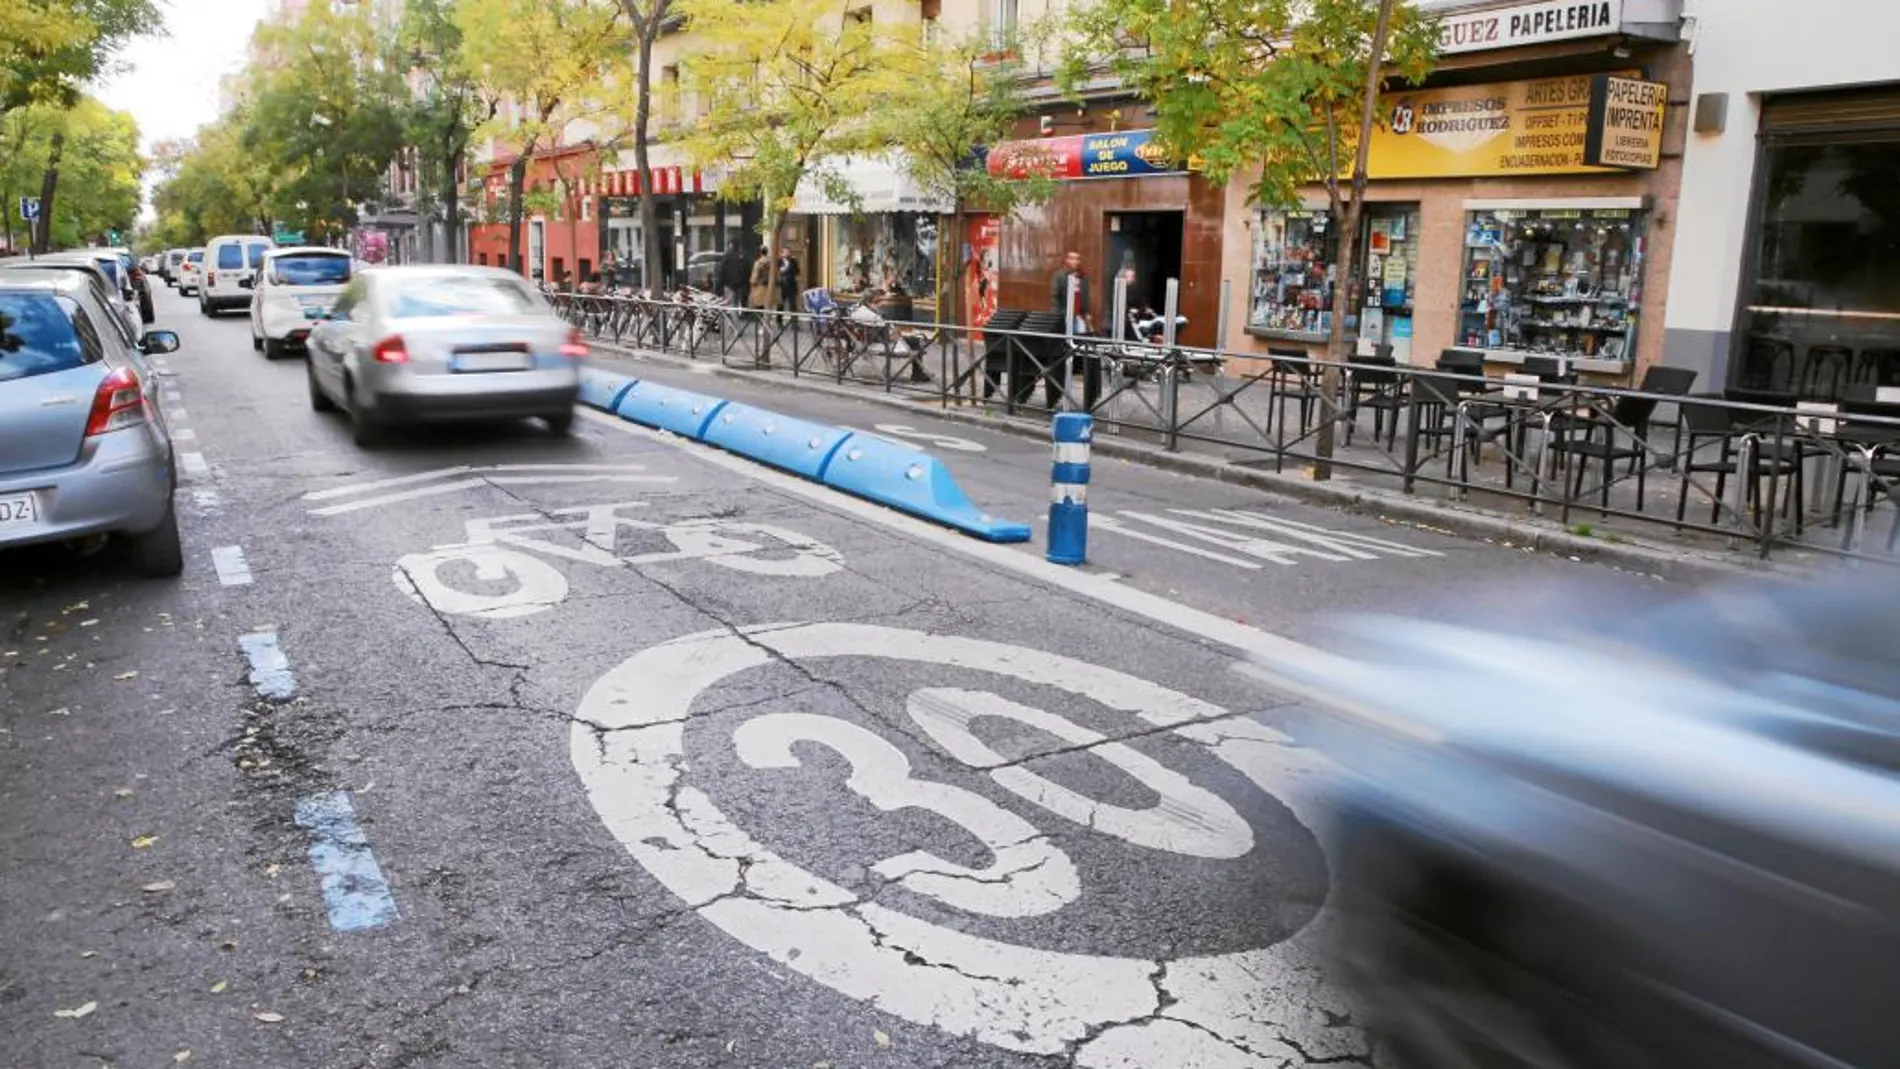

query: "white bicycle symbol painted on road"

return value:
[573, 623, 1352, 1068]
[395, 501, 845, 619]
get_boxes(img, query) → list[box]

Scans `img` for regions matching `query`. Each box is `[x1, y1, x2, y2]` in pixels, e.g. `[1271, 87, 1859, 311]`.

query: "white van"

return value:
[199, 234, 275, 316]
[249, 247, 353, 359]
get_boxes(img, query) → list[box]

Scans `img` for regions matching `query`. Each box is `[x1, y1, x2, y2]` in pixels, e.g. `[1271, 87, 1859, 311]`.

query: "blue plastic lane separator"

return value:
[238, 631, 297, 701]
[822, 436, 1033, 543]
[293, 791, 400, 933]
[577, 367, 638, 412]
[613, 380, 729, 441]
[701, 403, 856, 481]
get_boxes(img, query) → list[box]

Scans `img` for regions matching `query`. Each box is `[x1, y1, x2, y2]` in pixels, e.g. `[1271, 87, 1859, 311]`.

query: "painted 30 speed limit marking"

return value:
[571, 623, 1359, 1067]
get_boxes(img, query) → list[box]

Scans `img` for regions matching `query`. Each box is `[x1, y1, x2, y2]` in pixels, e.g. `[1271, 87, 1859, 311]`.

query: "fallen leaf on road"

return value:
[142, 880, 176, 893]
[209, 980, 228, 994]
[54, 1001, 97, 1019]
[874, 1029, 891, 1049]
[218, 939, 237, 951]
[79, 951, 96, 959]
[113, 788, 133, 799]
[46, 707, 69, 716]
[174, 1051, 191, 1063]
[253, 1011, 284, 1023]
[79, 619, 98, 628]
[64, 601, 89, 613]
[114, 671, 138, 681]
[130, 835, 158, 849]
[264, 863, 281, 878]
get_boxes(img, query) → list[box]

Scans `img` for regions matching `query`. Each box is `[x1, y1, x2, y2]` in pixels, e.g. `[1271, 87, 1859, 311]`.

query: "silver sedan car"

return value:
[0, 270, 183, 576]
[304, 266, 585, 448]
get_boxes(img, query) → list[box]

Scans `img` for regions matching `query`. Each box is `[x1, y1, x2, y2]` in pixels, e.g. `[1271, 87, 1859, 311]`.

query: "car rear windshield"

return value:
[216, 244, 243, 269]
[188, 250, 203, 263]
[93, 258, 120, 285]
[386, 275, 540, 319]
[247, 244, 269, 268]
[271, 254, 350, 286]
[0, 293, 102, 382]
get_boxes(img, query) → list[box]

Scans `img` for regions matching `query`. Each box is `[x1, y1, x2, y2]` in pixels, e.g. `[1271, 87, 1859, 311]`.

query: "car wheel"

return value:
[124, 497, 185, 578]
[252, 328, 263, 351]
[263, 338, 285, 361]
[199, 297, 212, 317]
[346, 380, 384, 448]
[308, 360, 336, 412]
[545, 409, 575, 436]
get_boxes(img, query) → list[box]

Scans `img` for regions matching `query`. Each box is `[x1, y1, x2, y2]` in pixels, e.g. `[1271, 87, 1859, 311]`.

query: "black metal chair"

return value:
[1347, 350, 1404, 448]
[1267, 346, 1324, 438]
[1801, 344, 1853, 400]
[1406, 372, 1479, 483]
[1675, 393, 1804, 530]
[1740, 336, 1797, 392]
[1549, 365, 1698, 514]
[980, 309, 1027, 401]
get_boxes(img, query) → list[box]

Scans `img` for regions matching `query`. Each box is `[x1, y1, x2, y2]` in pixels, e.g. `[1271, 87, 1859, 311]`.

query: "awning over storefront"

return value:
[595, 165, 705, 198]
[791, 155, 952, 215]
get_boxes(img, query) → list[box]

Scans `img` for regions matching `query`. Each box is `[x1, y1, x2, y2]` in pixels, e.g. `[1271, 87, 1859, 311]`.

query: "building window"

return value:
[1249, 209, 1338, 337]
[581, 196, 593, 222]
[478, 253, 488, 266]
[1737, 133, 1900, 397]
[992, 0, 1018, 36]
[1459, 206, 1646, 364]
[552, 256, 566, 283]
[580, 257, 593, 283]
[828, 212, 938, 300]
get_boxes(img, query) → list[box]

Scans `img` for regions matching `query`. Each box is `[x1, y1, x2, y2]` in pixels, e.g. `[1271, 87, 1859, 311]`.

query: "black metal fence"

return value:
[546, 291, 1900, 562]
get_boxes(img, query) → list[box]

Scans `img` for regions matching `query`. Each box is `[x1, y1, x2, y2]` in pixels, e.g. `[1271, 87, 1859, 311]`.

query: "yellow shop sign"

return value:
[1369, 73, 1650, 178]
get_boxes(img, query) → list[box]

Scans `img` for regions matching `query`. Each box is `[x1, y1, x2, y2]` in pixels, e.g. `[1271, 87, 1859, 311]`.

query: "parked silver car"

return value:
[0, 270, 184, 576]
[0, 255, 142, 343]
[305, 266, 585, 448]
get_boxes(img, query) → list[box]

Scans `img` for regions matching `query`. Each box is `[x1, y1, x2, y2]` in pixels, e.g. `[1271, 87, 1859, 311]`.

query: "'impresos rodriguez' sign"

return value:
[1584, 75, 1667, 169]
[986, 130, 1184, 180]
[1436, 0, 1624, 54]
[1368, 71, 1663, 178]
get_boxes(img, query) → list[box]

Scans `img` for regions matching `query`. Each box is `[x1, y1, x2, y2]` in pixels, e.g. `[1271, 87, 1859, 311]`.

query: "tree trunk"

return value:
[632, 14, 663, 294]
[1312, 0, 1398, 482]
[32, 130, 64, 255]
[441, 129, 463, 264]
[507, 148, 530, 276]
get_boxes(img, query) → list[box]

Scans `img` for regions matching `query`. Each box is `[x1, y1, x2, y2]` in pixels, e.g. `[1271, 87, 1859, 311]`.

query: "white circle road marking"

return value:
[861, 423, 989, 453]
[571, 622, 1355, 1065]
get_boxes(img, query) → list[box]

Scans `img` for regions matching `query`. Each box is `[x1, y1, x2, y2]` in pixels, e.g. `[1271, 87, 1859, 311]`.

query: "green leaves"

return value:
[1, 96, 140, 246]
[2, 0, 161, 116]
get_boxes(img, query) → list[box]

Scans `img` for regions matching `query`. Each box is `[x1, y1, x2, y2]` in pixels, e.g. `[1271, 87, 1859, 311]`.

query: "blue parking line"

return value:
[238, 631, 295, 699]
[293, 791, 400, 933]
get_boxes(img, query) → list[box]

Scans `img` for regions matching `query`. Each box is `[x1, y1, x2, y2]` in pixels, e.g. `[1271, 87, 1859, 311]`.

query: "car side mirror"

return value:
[141, 330, 180, 355]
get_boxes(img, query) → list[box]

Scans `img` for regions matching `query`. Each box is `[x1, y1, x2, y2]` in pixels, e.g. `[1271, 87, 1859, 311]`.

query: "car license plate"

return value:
[0, 492, 39, 529]
[450, 351, 530, 373]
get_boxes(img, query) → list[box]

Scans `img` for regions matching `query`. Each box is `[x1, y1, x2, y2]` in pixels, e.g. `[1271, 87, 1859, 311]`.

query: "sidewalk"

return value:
[585, 338, 1833, 585]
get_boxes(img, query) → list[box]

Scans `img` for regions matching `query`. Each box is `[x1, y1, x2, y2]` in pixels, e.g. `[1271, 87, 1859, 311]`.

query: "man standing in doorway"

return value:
[719, 240, 749, 307]
[778, 250, 802, 314]
[1051, 250, 1091, 335]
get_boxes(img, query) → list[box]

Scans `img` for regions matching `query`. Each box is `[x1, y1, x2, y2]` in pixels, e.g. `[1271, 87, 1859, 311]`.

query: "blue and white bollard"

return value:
[1047, 412, 1091, 565]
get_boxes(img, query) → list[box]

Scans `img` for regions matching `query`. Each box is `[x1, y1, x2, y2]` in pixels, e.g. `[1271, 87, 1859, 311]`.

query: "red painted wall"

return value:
[467, 145, 602, 284]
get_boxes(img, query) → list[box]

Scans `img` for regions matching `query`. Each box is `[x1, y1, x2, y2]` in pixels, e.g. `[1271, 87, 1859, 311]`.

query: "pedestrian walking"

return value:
[1051, 250, 1091, 335]
[719, 240, 749, 308]
[777, 251, 801, 314]
[749, 247, 775, 314]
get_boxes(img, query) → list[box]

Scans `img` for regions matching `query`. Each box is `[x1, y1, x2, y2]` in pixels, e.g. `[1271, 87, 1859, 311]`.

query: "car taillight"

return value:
[85, 367, 146, 437]
[207, 271, 217, 286]
[371, 335, 409, 363]
[559, 327, 588, 358]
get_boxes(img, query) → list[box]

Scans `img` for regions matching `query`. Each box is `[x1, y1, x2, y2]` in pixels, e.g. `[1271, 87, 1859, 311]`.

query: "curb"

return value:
[588, 341, 1817, 585]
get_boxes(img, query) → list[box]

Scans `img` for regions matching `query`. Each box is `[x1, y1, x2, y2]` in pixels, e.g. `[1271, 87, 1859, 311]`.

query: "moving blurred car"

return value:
[305, 265, 584, 448]
[248, 246, 351, 359]
[106, 247, 156, 324]
[199, 234, 274, 316]
[177, 248, 204, 297]
[1250, 577, 1900, 1069]
[0, 269, 184, 576]
[162, 248, 186, 286]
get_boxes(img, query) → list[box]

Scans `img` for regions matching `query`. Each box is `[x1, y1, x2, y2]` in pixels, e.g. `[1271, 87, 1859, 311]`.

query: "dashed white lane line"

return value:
[211, 545, 253, 586]
[165, 407, 189, 422]
[238, 631, 297, 699]
[178, 451, 209, 476]
[171, 427, 197, 442]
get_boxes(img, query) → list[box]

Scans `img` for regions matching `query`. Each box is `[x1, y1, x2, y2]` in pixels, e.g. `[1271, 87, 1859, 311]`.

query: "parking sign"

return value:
[19, 197, 39, 221]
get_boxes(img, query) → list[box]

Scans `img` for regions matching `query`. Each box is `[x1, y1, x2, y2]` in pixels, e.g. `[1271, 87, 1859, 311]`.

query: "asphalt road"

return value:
[2, 281, 1656, 1069]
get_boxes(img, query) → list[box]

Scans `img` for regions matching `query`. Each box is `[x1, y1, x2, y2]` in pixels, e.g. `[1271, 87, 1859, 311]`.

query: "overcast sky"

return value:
[92, 0, 275, 217]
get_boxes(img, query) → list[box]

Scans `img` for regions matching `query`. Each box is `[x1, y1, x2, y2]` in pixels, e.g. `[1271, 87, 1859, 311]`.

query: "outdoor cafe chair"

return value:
[1674, 393, 1805, 531]
[1549, 365, 1697, 515]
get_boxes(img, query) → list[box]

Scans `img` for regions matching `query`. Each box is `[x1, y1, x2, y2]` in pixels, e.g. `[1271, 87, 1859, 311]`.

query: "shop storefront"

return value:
[1730, 84, 1900, 396]
[987, 126, 1224, 348]
[1224, 0, 1686, 378]
[790, 155, 951, 314]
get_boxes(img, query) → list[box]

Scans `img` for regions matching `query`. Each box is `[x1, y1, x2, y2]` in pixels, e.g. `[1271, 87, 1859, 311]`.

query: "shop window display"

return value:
[1459, 208, 1646, 364]
[1249, 210, 1337, 337]
[829, 213, 938, 300]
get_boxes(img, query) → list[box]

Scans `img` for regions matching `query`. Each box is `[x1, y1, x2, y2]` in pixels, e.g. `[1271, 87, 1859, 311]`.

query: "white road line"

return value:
[166, 407, 189, 421]
[211, 545, 253, 586]
[193, 488, 223, 510]
[238, 631, 297, 699]
[484, 474, 676, 486]
[302, 463, 655, 501]
[307, 472, 676, 516]
[171, 427, 197, 442]
[179, 451, 210, 476]
[575, 408, 1335, 671]
[1090, 514, 1263, 569]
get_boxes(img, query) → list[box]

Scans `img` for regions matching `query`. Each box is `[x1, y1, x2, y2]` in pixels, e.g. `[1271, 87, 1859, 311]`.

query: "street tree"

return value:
[612, 0, 676, 295]
[150, 115, 278, 246]
[674, 0, 909, 289]
[877, 25, 1055, 328]
[1061, 0, 1436, 476]
[248, 2, 408, 244]
[398, 0, 492, 262]
[1, 96, 140, 251]
[455, 0, 626, 277]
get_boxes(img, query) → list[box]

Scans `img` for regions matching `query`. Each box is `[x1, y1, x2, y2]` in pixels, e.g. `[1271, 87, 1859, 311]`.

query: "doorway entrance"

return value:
[528, 219, 546, 282]
[1103, 211, 1184, 320]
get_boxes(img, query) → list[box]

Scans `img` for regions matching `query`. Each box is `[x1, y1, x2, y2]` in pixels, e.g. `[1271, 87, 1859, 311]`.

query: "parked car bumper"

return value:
[361, 369, 580, 423]
[0, 426, 173, 550]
